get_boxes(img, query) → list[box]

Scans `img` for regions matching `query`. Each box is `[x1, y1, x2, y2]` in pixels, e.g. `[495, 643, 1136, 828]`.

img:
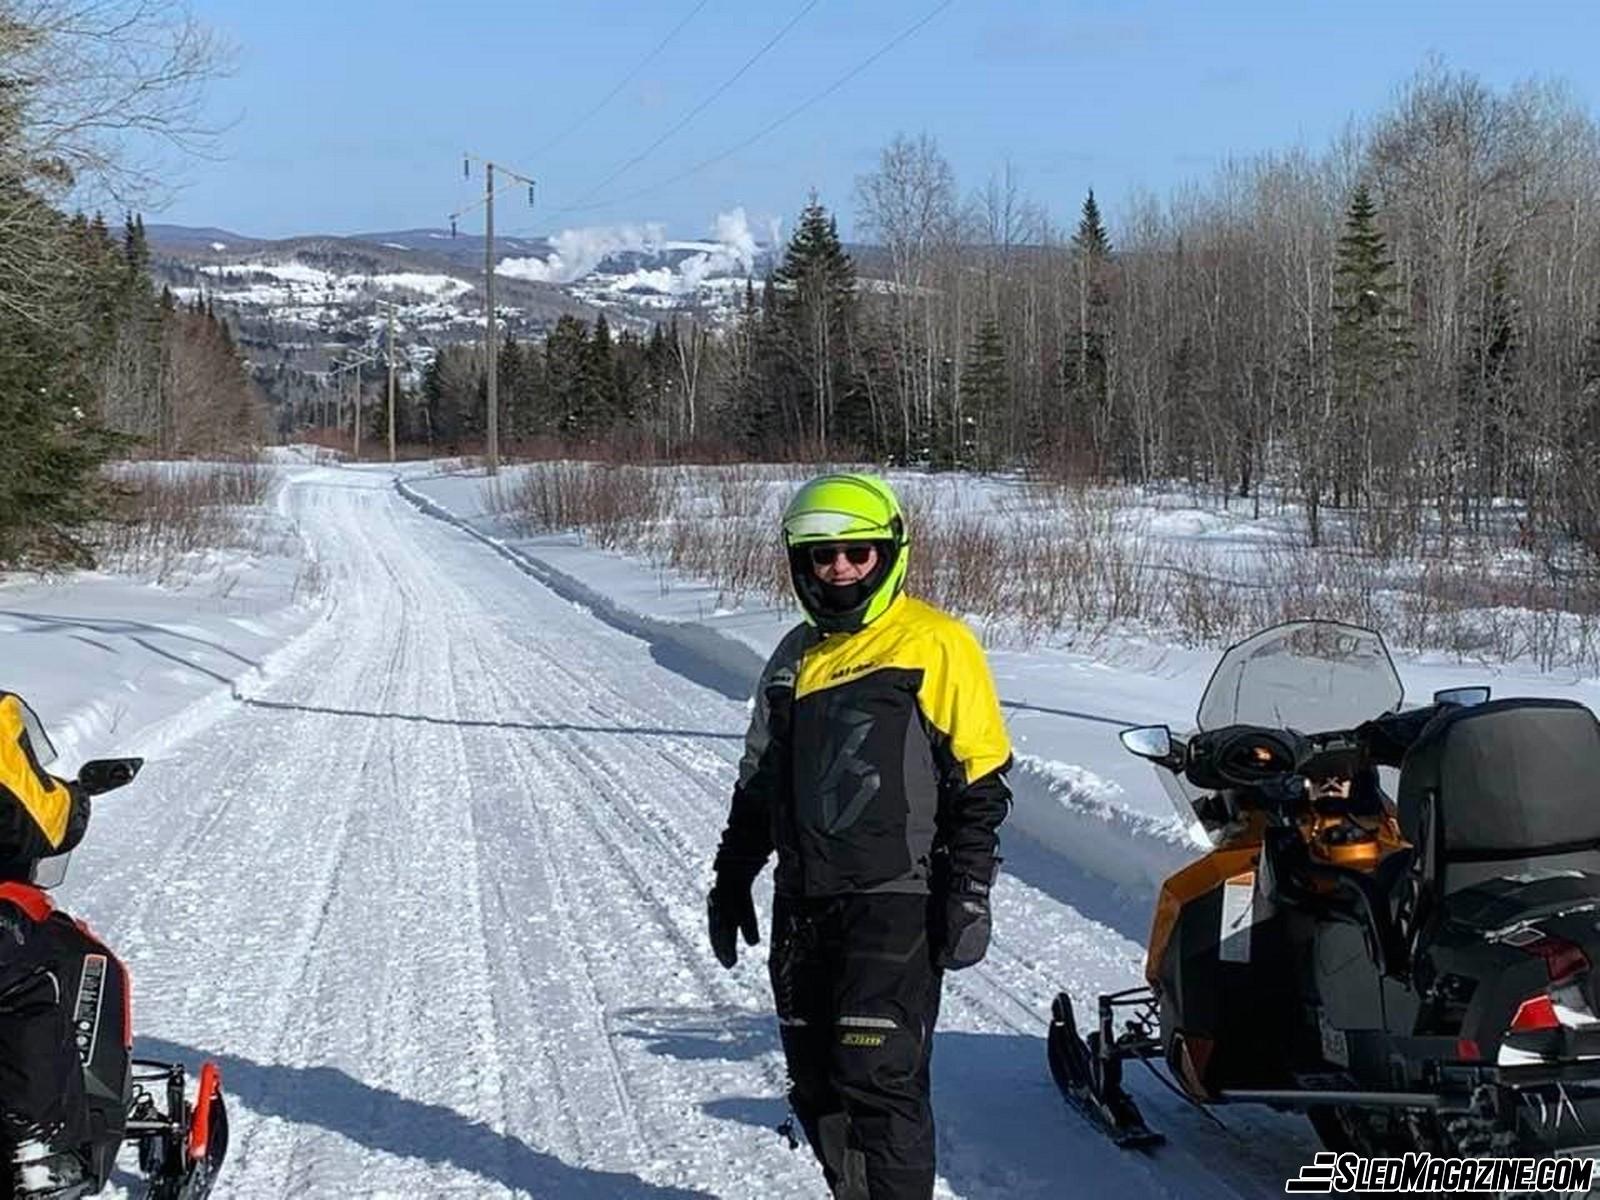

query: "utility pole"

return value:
[332, 350, 384, 463]
[451, 153, 535, 477]
[353, 359, 363, 461]
[485, 161, 496, 475]
[376, 299, 400, 464]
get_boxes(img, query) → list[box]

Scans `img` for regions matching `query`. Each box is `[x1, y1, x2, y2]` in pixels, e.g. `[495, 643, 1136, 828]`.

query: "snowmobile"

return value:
[1048, 619, 1600, 1161]
[0, 697, 227, 1200]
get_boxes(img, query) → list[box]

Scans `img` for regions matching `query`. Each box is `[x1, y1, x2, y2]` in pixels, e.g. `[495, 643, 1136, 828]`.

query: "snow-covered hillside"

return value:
[148, 210, 779, 386]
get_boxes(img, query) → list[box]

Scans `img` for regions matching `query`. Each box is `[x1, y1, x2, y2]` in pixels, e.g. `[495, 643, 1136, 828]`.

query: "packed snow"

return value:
[12, 458, 1600, 1197]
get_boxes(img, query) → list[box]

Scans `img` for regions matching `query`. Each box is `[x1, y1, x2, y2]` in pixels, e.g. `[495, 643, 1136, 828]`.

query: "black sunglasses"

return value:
[808, 544, 876, 567]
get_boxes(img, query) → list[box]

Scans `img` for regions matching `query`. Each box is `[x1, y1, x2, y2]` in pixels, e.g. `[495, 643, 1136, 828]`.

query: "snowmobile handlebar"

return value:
[1122, 722, 1373, 820]
[75, 757, 143, 797]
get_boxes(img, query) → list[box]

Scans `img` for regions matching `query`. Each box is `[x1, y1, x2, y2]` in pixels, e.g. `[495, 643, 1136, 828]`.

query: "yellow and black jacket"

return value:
[0, 693, 86, 879]
[716, 594, 1013, 897]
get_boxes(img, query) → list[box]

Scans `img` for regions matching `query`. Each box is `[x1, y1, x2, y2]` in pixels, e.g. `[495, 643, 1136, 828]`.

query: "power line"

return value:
[530, 0, 715, 160]
[545, 0, 957, 220]
[556, 0, 819, 212]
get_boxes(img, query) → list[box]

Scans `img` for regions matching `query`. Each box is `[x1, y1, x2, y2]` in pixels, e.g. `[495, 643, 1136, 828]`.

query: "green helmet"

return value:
[781, 473, 909, 632]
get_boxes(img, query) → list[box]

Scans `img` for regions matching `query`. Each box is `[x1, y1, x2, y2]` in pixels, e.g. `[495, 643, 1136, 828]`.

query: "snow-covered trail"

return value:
[62, 467, 1317, 1198]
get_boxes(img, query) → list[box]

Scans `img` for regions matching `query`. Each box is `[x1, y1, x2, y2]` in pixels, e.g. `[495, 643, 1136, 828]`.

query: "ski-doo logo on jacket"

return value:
[727, 593, 1012, 897]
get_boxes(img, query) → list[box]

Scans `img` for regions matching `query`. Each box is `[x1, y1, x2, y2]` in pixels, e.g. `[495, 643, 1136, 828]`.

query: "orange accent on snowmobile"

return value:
[0, 880, 52, 922]
[1301, 811, 1408, 870]
[188, 1061, 223, 1162]
[1146, 807, 1410, 983]
[1145, 844, 1260, 985]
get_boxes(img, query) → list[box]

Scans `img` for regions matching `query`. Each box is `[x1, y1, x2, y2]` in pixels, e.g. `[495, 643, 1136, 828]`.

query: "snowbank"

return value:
[0, 469, 322, 773]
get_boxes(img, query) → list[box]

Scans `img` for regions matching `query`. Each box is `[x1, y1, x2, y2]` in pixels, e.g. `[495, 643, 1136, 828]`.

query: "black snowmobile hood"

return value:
[1439, 870, 1600, 938]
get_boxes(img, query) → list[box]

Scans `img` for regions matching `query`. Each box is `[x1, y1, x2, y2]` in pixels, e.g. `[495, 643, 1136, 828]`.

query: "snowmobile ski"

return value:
[1047, 991, 1164, 1150]
[130, 1060, 227, 1200]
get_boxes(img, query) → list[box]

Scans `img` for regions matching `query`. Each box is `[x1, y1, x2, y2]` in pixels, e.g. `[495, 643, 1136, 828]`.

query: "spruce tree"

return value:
[1330, 183, 1410, 510]
[579, 313, 617, 436]
[1061, 188, 1114, 476]
[498, 334, 524, 441]
[1072, 189, 1111, 257]
[545, 315, 590, 437]
[770, 196, 858, 454]
[963, 317, 1008, 471]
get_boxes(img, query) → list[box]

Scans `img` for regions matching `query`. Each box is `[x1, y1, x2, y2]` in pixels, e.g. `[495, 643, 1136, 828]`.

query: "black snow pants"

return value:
[0, 899, 87, 1155]
[770, 893, 941, 1200]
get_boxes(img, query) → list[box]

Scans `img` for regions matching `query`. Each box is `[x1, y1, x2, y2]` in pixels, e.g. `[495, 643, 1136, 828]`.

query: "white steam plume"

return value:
[498, 208, 775, 296]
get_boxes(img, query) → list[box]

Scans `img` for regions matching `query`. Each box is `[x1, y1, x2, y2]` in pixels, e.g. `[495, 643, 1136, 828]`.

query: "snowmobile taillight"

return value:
[1510, 995, 1560, 1032]
[1518, 935, 1590, 985]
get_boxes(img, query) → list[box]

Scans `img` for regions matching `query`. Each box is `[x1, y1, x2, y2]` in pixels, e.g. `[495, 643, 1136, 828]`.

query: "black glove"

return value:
[708, 875, 760, 969]
[933, 874, 992, 971]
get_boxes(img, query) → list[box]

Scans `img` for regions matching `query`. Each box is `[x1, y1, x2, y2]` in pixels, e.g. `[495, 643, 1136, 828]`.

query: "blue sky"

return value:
[167, 0, 1600, 244]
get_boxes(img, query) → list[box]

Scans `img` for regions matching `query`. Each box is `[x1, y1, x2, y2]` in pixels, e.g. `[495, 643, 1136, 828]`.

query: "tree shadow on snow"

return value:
[136, 1036, 713, 1199]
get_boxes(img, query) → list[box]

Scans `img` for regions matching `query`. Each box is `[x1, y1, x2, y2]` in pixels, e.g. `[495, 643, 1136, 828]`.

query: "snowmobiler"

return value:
[712, 473, 1012, 1200]
[1049, 620, 1600, 1161]
[0, 692, 226, 1200]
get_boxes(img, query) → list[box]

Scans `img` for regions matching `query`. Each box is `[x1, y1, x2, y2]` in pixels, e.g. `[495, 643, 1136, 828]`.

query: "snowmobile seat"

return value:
[1396, 699, 1600, 902]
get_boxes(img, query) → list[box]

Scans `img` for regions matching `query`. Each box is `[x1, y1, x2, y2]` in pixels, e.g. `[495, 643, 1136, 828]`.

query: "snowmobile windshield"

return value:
[14, 695, 58, 771]
[1164, 622, 1403, 849]
[9, 696, 69, 887]
[1196, 621, 1402, 733]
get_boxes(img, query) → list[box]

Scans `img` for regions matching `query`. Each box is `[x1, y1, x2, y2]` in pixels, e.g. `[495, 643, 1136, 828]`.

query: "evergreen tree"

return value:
[770, 196, 858, 454]
[962, 317, 1008, 471]
[545, 315, 590, 436]
[612, 327, 643, 432]
[1330, 183, 1410, 509]
[1061, 188, 1114, 475]
[0, 288, 120, 565]
[498, 333, 525, 442]
[644, 322, 673, 439]
[1072, 189, 1111, 257]
[578, 313, 616, 436]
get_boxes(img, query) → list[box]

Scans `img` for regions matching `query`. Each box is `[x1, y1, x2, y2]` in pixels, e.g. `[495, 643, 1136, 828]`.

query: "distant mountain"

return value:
[145, 223, 263, 253]
[144, 226, 597, 413]
[145, 222, 785, 357]
[350, 228, 553, 270]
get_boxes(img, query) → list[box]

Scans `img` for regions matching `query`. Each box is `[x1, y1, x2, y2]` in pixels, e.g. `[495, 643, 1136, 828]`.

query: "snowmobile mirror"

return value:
[1120, 725, 1174, 762]
[1433, 687, 1490, 708]
[77, 757, 143, 796]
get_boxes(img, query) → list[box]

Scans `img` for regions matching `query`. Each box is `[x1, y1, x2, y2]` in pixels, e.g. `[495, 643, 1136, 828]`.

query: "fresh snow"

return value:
[12, 458, 1600, 1197]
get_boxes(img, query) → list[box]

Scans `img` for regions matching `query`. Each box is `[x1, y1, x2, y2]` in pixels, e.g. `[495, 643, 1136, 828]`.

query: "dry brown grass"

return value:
[95, 461, 278, 581]
[491, 462, 677, 551]
[484, 462, 1600, 668]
